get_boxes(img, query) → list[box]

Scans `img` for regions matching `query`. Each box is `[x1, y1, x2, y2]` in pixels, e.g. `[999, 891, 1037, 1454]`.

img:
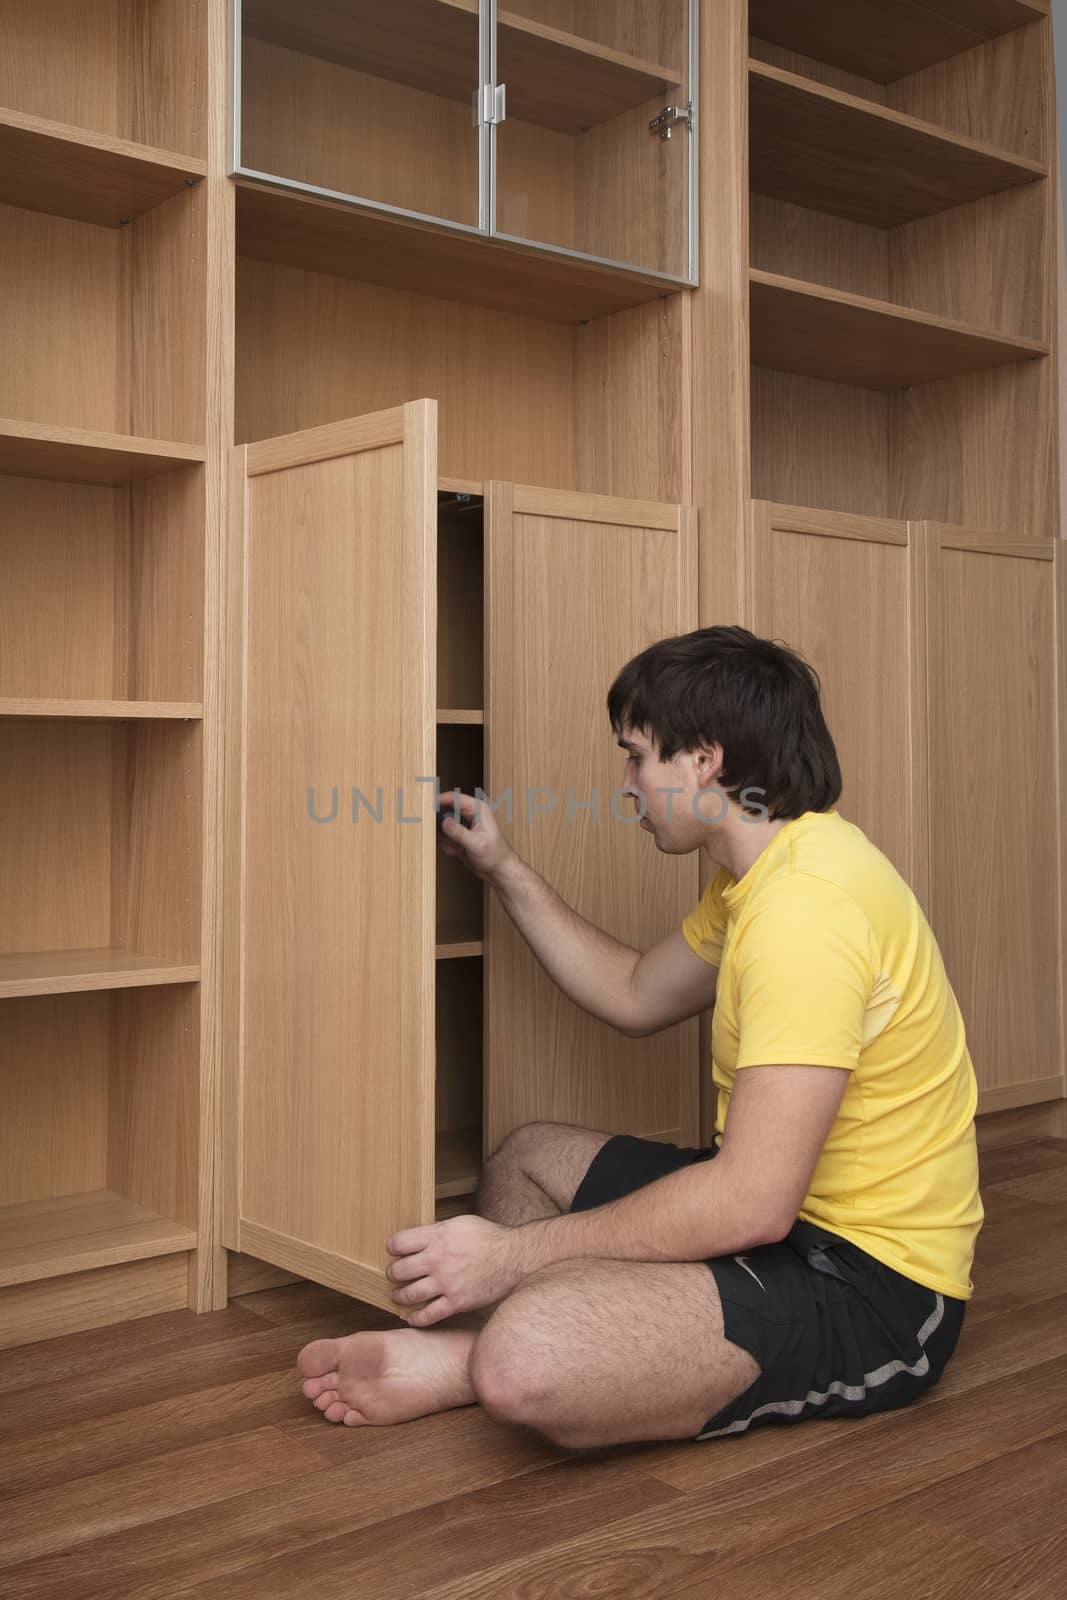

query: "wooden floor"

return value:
[1, 1138, 1065, 1599]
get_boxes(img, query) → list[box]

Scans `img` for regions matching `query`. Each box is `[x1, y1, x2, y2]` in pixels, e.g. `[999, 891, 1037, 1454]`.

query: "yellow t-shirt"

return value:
[681, 808, 983, 1300]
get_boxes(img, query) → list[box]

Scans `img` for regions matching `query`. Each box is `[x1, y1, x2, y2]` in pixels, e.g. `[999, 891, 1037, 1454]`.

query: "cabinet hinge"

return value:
[474, 82, 507, 126]
[649, 101, 692, 140]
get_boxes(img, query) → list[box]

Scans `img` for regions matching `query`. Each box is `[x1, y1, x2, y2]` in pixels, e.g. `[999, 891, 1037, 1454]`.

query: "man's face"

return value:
[616, 724, 709, 851]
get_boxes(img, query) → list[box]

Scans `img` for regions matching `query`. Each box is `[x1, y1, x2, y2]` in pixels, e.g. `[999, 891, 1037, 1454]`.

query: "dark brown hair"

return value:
[607, 625, 842, 821]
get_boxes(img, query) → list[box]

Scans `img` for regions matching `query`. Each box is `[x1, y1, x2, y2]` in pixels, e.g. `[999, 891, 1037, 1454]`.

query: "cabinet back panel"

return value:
[888, 183, 1048, 343]
[751, 368, 897, 519]
[896, 361, 1055, 537]
[108, 985, 199, 1227]
[241, 38, 479, 228]
[748, 37, 889, 103]
[110, 723, 202, 965]
[438, 513, 485, 713]
[749, 195, 890, 302]
[436, 724, 485, 944]
[886, 21, 1049, 162]
[235, 258, 577, 486]
[0, 723, 114, 953]
[0, 479, 125, 700]
[435, 958, 483, 1138]
[0, 0, 205, 155]
[0, 206, 122, 433]
[0, 994, 110, 1206]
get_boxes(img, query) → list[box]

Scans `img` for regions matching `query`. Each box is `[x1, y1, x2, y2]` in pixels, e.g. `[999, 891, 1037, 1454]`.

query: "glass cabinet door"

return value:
[236, 0, 484, 230]
[492, 0, 696, 279]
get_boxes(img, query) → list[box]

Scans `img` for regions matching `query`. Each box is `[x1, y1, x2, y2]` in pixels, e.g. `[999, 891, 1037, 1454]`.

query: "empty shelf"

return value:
[0, 107, 205, 227]
[749, 270, 1048, 389]
[243, 0, 680, 134]
[436, 1125, 483, 1200]
[749, 60, 1045, 229]
[0, 420, 205, 486]
[235, 180, 684, 325]
[0, 950, 200, 1000]
[0, 1190, 197, 1288]
[749, 0, 1046, 84]
[0, 700, 203, 721]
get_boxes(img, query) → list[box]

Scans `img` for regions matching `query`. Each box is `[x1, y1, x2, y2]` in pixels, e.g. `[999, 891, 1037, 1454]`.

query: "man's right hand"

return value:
[437, 789, 514, 883]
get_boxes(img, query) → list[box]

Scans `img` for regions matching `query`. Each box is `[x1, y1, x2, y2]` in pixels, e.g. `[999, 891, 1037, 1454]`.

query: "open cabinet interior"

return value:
[746, 5, 1056, 537]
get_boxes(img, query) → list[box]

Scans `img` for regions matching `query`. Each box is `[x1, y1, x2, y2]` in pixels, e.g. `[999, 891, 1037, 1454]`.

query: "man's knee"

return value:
[485, 1121, 554, 1168]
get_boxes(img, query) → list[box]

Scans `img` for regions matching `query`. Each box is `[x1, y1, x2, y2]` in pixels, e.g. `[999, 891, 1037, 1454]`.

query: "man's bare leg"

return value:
[296, 1132, 574, 1423]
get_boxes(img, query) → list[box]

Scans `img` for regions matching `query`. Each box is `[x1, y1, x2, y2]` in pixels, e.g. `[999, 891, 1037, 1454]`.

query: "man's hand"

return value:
[437, 789, 514, 883]
[384, 1215, 535, 1327]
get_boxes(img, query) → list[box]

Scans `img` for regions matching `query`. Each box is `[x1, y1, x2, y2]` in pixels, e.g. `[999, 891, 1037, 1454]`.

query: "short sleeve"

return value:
[680, 869, 729, 968]
[732, 875, 875, 1071]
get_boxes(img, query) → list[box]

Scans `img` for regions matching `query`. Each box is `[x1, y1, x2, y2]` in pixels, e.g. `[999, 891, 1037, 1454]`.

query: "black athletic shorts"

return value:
[568, 1132, 969, 1441]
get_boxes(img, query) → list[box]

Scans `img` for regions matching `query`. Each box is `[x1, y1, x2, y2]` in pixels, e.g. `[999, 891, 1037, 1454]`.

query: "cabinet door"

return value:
[225, 403, 438, 1310]
[484, 482, 699, 1153]
[915, 525, 1067, 1117]
[745, 501, 917, 889]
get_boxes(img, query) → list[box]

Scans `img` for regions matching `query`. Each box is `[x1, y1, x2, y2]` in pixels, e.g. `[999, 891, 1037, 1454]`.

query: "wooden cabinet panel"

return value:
[745, 501, 917, 886]
[225, 403, 438, 1310]
[915, 525, 1066, 1113]
[483, 481, 700, 1153]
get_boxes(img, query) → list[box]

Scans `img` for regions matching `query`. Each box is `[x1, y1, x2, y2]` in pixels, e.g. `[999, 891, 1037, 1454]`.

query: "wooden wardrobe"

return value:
[1, 0, 1064, 1347]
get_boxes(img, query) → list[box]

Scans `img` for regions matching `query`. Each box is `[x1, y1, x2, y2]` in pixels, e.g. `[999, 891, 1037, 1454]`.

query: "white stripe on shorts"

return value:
[695, 1293, 945, 1440]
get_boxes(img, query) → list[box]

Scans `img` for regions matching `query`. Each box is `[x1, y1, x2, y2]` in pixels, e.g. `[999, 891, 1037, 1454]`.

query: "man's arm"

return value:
[491, 852, 717, 1035]
[508, 1062, 852, 1272]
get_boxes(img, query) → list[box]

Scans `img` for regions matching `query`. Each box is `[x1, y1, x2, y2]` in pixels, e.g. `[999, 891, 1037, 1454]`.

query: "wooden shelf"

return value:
[436, 939, 484, 961]
[234, 180, 685, 325]
[748, 0, 1047, 84]
[0, 107, 205, 227]
[0, 700, 203, 721]
[437, 710, 484, 724]
[435, 919, 483, 960]
[435, 1125, 482, 1200]
[749, 61, 1045, 229]
[749, 269, 1048, 390]
[243, 0, 680, 135]
[0, 420, 205, 486]
[0, 1190, 197, 1288]
[0, 950, 200, 1000]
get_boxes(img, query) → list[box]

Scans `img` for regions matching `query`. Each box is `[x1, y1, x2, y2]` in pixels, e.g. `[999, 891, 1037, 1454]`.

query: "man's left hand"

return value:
[384, 1215, 541, 1327]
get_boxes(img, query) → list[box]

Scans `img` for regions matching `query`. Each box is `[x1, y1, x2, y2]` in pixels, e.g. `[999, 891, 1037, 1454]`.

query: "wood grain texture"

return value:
[0, 108, 205, 227]
[749, 270, 1047, 390]
[230, 403, 438, 1311]
[484, 481, 700, 1152]
[748, 0, 1046, 84]
[0, 420, 204, 485]
[234, 179, 686, 326]
[745, 503, 915, 884]
[0, 0, 206, 156]
[749, 60, 1044, 231]
[915, 526, 1064, 1106]
[0, 1140, 1065, 1595]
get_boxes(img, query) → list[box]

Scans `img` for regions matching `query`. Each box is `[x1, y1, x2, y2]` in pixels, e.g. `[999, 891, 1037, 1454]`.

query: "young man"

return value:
[298, 625, 982, 1450]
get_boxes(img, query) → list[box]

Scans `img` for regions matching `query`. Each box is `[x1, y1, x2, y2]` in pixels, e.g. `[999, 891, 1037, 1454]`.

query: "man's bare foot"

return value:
[297, 1327, 479, 1426]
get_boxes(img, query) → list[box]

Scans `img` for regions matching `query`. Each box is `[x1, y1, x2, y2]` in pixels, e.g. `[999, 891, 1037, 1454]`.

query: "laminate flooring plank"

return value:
[164, 1458, 683, 1600]
[0, 1408, 565, 1600]
[406, 1357, 1067, 1600]
[977, 1138, 1067, 1187]
[0, 1370, 305, 1499]
[666, 1429, 1067, 1600]
[0, 1302, 266, 1400]
[0, 1311, 371, 1441]
[0, 1426, 327, 1569]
